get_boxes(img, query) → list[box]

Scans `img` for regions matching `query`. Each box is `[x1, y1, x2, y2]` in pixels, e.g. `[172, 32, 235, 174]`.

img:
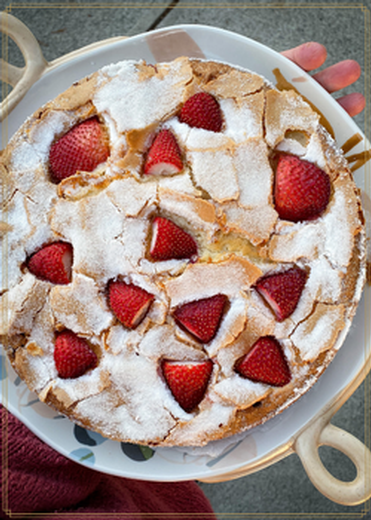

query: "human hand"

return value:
[281, 42, 365, 117]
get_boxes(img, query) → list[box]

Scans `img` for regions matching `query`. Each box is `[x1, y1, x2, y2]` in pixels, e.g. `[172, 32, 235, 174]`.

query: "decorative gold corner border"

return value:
[1, 2, 370, 518]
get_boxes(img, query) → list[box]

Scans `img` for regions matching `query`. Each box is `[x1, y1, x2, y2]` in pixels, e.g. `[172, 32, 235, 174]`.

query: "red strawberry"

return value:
[179, 92, 223, 132]
[274, 154, 331, 222]
[108, 280, 154, 329]
[54, 330, 97, 379]
[27, 242, 73, 285]
[149, 217, 198, 261]
[144, 129, 183, 175]
[173, 294, 228, 343]
[49, 117, 110, 183]
[235, 336, 291, 387]
[255, 267, 307, 322]
[162, 359, 213, 412]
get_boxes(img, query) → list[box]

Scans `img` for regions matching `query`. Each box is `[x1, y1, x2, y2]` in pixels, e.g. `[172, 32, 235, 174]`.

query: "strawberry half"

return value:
[108, 280, 155, 329]
[49, 117, 110, 183]
[144, 129, 183, 175]
[179, 92, 223, 132]
[149, 216, 198, 261]
[235, 336, 291, 387]
[27, 242, 73, 285]
[173, 294, 228, 343]
[162, 359, 213, 412]
[54, 330, 98, 379]
[255, 267, 307, 322]
[274, 154, 331, 222]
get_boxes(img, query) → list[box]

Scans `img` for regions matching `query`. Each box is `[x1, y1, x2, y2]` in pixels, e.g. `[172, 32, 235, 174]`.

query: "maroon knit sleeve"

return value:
[0, 405, 216, 519]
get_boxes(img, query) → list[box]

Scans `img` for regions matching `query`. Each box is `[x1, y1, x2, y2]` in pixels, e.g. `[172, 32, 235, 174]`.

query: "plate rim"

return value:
[1, 23, 370, 482]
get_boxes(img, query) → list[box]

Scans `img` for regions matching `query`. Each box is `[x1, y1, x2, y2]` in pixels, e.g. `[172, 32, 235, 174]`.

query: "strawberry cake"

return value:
[0, 57, 366, 446]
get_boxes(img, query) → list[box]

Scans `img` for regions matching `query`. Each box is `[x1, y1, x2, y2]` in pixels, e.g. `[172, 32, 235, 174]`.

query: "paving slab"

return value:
[1, 2, 170, 63]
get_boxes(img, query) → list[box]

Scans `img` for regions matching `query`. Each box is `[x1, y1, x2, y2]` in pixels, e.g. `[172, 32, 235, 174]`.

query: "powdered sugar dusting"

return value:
[1, 56, 365, 448]
[213, 374, 270, 408]
[50, 274, 113, 336]
[94, 59, 192, 133]
[189, 149, 239, 202]
[323, 184, 357, 268]
[164, 402, 236, 445]
[221, 94, 264, 141]
[74, 349, 177, 442]
[234, 139, 273, 207]
[165, 256, 262, 307]
[291, 303, 346, 361]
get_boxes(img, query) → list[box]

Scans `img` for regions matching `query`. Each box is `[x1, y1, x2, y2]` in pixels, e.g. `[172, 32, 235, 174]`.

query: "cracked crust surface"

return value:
[0, 57, 366, 447]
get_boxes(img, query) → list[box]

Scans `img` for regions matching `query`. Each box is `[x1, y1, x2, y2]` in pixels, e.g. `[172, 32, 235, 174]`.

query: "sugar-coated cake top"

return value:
[0, 57, 365, 446]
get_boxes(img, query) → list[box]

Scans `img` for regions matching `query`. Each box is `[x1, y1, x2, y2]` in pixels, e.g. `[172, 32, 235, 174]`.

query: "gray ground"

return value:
[1, 1, 370, 519]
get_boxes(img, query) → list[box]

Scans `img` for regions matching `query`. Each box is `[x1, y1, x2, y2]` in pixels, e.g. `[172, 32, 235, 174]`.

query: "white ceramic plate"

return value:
[1, 23, 370, 484]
